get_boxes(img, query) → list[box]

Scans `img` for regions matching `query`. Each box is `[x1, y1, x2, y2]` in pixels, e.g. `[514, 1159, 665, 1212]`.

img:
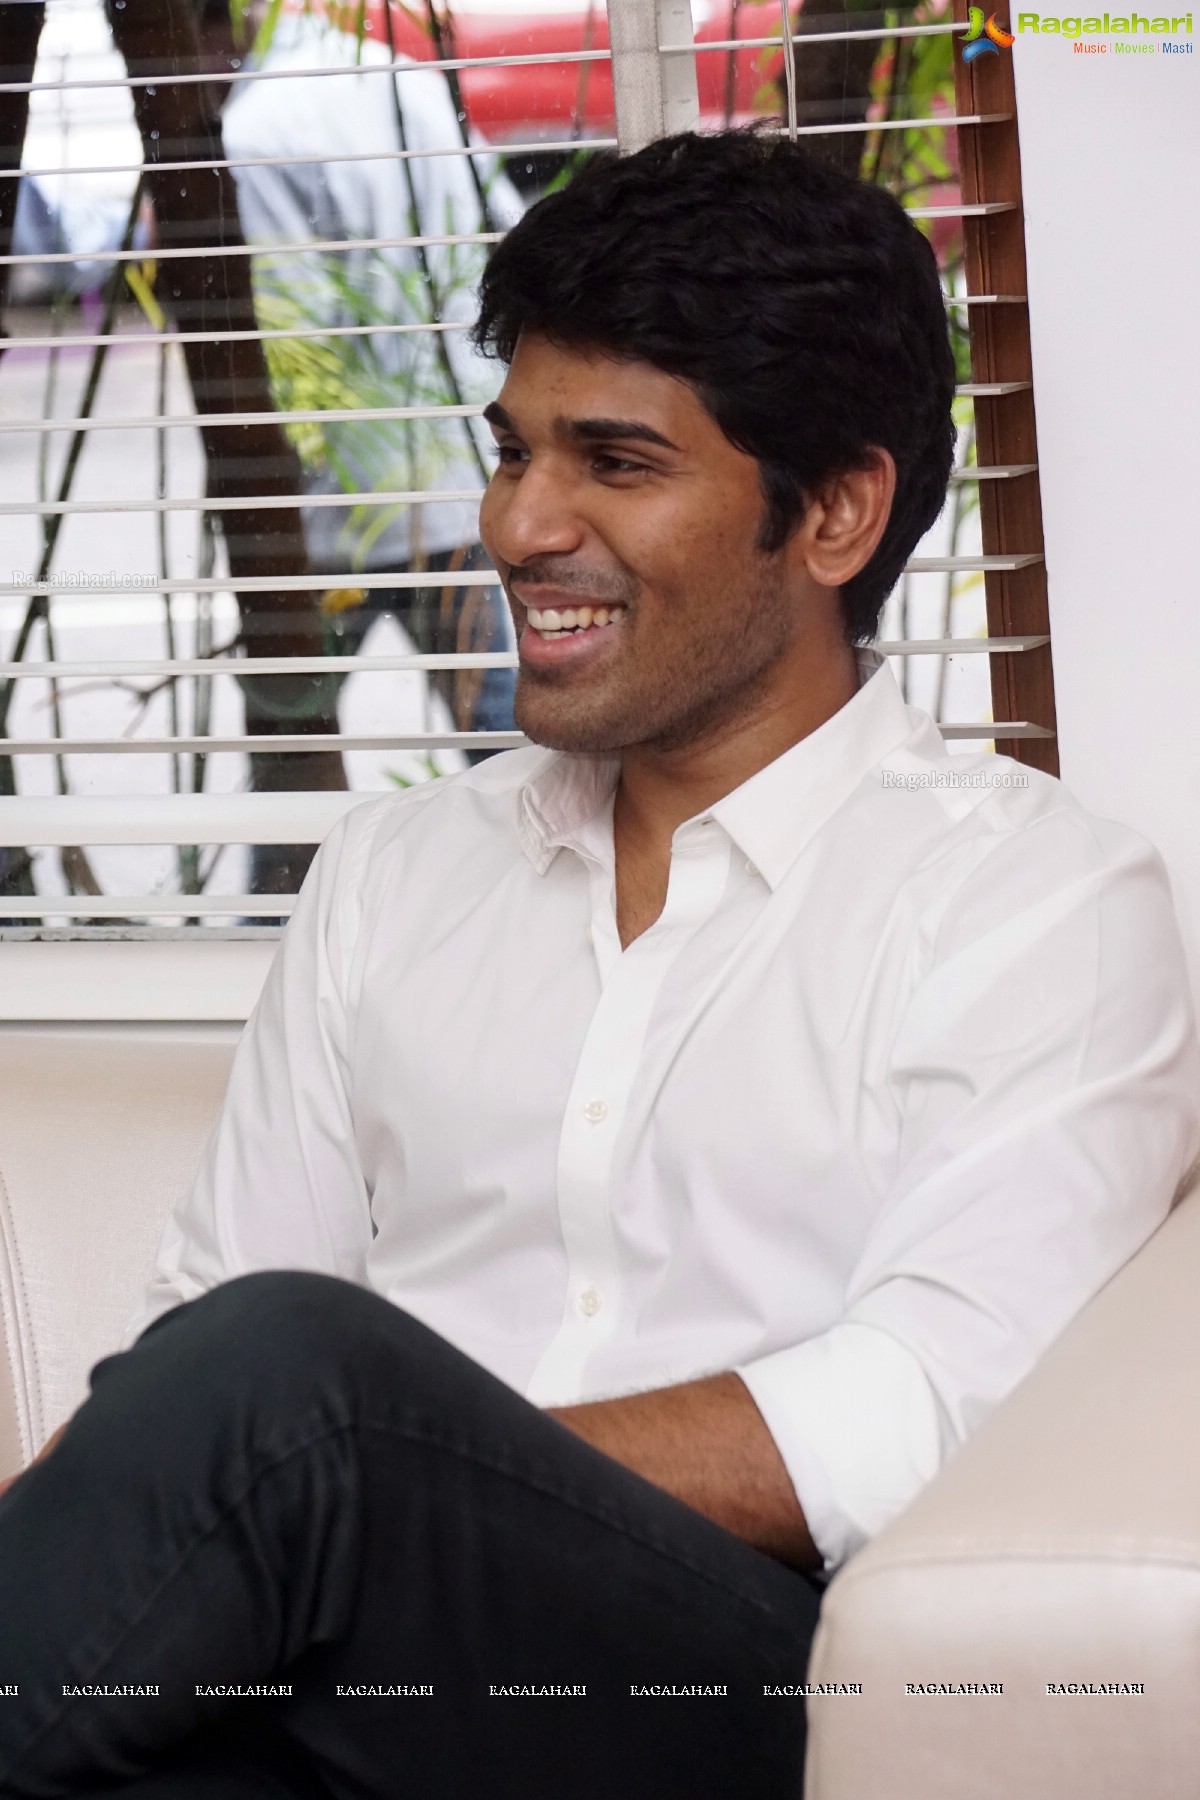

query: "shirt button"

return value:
[579, 1287, 602, 1317]
[745, 859, 760, 878]
[583, 1098, 608, 1124]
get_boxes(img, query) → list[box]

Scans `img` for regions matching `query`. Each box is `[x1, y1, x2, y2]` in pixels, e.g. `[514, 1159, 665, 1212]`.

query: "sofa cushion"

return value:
[0, 1025, 236, 1478]
[804, 1178, 1200, 1799]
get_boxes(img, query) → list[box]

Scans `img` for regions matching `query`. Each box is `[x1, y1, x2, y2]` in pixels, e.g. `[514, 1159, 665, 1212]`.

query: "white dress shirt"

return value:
[124, 651, 1200, 1569]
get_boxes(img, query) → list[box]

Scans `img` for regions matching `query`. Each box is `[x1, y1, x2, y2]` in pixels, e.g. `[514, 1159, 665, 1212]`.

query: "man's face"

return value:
[478, 334, 808, 756]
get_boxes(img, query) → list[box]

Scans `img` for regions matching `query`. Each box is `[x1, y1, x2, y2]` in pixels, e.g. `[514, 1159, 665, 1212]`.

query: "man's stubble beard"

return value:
[514, 552, 799, 756]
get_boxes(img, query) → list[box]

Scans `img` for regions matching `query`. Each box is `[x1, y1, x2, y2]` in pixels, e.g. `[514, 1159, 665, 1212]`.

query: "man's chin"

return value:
[517, 719, 625, 756]
[515, 694, 631, 757]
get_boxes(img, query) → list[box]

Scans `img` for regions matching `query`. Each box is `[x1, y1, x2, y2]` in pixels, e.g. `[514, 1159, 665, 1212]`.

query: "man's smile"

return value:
[524, 602, 628, 639]
[515, 600, 630, 668]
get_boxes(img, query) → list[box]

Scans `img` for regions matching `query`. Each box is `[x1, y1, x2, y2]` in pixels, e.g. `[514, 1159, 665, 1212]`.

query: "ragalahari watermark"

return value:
[882, 768, 1031, 791]
[9, 569, 160, 591]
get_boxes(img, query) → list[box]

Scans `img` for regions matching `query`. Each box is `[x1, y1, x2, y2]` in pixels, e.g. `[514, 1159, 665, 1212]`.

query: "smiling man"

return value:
[1, 132, 1198, 1800]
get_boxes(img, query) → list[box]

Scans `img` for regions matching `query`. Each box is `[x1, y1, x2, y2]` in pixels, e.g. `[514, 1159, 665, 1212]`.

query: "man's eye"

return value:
[592, 454, 647, 475]
[493, 444, 527, 466]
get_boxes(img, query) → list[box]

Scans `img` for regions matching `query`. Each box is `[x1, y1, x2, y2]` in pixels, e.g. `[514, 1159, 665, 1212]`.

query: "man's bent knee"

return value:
[119, 1272, 454, 1418]
[105, 1272, 526, 1473]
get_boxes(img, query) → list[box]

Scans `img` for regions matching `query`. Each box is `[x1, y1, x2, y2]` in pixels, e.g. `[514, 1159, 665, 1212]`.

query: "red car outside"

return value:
[320, 0, 788, 140]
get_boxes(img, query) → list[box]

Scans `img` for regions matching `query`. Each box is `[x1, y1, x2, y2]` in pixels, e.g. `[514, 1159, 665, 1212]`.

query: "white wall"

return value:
[1013, 39, 1200, 996]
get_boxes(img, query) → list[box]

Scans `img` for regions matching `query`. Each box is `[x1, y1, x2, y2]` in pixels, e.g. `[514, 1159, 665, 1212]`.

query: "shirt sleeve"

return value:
[120, 801, 385, 1349]
[737, 807, 1200, 1571]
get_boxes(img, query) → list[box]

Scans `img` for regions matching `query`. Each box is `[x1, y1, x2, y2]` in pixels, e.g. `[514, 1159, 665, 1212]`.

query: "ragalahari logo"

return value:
[962, 5, 1018, 55]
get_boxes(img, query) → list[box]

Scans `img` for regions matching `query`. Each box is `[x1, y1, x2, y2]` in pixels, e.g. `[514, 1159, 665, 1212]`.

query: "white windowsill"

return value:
[0, 937, 277, 1022]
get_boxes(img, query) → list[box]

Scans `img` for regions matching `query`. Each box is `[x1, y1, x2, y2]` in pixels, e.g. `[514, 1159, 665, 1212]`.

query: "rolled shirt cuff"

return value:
[736, 1320, 949, 1571]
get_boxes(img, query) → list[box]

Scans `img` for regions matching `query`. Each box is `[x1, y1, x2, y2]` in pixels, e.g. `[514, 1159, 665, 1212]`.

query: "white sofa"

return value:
[3, 1022, 1199, 1798]
[0, 1024, 237, 1475]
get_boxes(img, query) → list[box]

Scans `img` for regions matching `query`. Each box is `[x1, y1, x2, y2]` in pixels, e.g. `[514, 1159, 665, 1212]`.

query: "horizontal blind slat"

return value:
[1, 731, 526, 755]
[0, 557, 1042, 598]
[941, 723, 1056, 741]
[958, 382, 1031, 395]
[905, 554, 1042, 572]
[5, 238, 1031, 272]
[1, 572, 499, 593]
[666, 21, 964, 52]
[3, 321, 474, 352]
[0, 653, 516, 677]
[7, 259, 1036, 289]
[0, 638, 1051, 682]
[0, 792, 371, 846]
[0, 489, 488, 516]
[0, 473, 1037, 512]
[1, 230, 504, 268]
[761, 112, 1011, 138]
[1, 140, 620, 182]
[0, 895, 294, 917]
[1, 692, 1058, 753]
[2, 48, 614, 96]
[952, 463, 1038, 479]
[909, 203, 1017, 219]
[0, 402, 487, 432]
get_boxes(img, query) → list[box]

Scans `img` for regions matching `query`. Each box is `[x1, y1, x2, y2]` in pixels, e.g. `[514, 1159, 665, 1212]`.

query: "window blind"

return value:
[0, 0, 1053, 1016]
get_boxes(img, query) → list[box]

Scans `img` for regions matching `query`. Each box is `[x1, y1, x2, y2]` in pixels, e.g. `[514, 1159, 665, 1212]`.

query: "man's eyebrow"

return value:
[481, 401, 681, 455]
[566, 417, 682, 453]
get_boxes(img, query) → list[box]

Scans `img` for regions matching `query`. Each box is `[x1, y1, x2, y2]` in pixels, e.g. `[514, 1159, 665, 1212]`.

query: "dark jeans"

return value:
[0, 1273, 823, 1800]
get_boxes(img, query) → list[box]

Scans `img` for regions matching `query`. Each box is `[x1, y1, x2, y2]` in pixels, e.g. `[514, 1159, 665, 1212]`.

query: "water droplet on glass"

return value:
[146, 84, 156, 95]
[150, 129, 160, 139]
[180, 185, 187, 196]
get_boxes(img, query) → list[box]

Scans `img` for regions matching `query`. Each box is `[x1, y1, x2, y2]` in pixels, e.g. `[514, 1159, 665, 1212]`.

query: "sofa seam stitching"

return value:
[0, 1156, 38, 1463]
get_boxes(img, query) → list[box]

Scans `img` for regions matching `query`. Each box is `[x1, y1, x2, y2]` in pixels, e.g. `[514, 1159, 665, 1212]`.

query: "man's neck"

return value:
[609, 643, 861, 949]
[614, 644, 861, 855]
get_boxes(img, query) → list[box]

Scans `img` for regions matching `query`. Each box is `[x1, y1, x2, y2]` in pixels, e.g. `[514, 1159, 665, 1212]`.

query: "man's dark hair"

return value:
[472, 131, 958, 645]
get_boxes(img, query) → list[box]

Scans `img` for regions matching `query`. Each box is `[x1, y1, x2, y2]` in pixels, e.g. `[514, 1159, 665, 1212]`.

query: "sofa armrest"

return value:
[804, 1187, 1200, 1800]
[0, 1025, 236, 1484]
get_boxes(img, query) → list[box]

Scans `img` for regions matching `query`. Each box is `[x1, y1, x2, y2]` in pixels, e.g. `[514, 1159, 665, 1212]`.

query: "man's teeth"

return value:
[526, 603, 626, 639]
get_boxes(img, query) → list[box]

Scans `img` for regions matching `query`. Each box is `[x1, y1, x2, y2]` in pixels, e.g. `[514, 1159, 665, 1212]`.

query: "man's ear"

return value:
[788, 449, 897, 592]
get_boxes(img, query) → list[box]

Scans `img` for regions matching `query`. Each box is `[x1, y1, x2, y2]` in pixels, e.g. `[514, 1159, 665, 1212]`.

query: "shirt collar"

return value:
[709, 648, 918, 888]
[517, 748, 621, 874]
[516, 648, 918, 886]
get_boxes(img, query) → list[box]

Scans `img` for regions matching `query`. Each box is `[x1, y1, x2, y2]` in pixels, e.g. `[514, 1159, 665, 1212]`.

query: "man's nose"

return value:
[480, 462, 584, 569]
